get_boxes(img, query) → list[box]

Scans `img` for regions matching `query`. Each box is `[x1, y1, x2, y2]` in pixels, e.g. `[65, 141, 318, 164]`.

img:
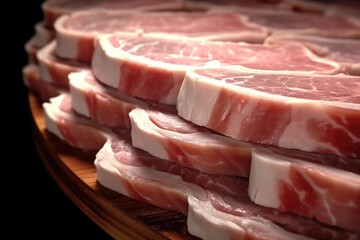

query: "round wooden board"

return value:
[29, 92, 198, 240]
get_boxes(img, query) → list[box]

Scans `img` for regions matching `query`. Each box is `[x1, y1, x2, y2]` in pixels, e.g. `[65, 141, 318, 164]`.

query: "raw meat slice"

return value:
[43, 94, 110, 151]
[32, 21, 55, 48]
[42, 0, 186, 28]
[38, 40, 90, 88]
[69, 71, 147, 129]
[44, 94, 358, 240]
[265, 35, 360, 76]
[237, 8, 360, 38]
[24, 37, 40, 64]
[55, 10, 268, 62]
[93, 33, 340, 104]
[69, 70, 252, 177]
[95, 132, 308, 240]
[129, 107, 252, 177]
[95, 132, 358, 240]
[23, 64, 65, 102]
[184, 0, 285, 11]
[177, 66, 360, 158]
[248, 146, 360, 232]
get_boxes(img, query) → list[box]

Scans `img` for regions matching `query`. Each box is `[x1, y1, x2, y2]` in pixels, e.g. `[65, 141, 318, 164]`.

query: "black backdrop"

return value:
[11, 1, 113, 238]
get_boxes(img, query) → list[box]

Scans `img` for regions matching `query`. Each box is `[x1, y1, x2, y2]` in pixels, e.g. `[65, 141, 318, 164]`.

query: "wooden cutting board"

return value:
[29, 92, 199, 240]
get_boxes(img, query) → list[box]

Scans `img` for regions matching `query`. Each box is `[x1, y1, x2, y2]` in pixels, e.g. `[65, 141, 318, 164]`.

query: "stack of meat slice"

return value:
[22, 0, 360, 239]
[69, 70, 253, 177]
[23, 0, 188, 101]
[24, 21, 55, 64]
[91, 32, 341, 104]
[43, 93, 359, 240]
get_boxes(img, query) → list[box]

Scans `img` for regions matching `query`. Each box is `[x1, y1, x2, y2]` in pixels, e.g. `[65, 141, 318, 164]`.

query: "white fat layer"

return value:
[38, 61, 52, 83]
[177, 74, 221, 125]
[129, 109, 169, 160]
[55, 19, 79, 60]
[33, 22, 53, 47]
[69, 72, 91, 117]
[37, 41, 55, 83]
[249, 147, 360, 211]
[278, 103, 359, 155]
[92, 39, 121, 88]
[43, 101, 64, 141]
[187, 196, 312, 240]
[55, 36, 78, 60]
[248, 148, 289, 208]
[95, 158, 130, 196]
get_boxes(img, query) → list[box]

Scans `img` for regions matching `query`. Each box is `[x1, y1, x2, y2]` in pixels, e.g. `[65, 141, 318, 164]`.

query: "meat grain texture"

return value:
[23, 0, 360, 239]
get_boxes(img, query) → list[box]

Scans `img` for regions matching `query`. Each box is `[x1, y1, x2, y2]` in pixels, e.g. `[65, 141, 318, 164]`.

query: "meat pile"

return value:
[23, 0, 360, 239]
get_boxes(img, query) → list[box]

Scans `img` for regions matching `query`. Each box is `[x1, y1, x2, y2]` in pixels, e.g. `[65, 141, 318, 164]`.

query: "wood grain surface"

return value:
[29, 92, 199, 240]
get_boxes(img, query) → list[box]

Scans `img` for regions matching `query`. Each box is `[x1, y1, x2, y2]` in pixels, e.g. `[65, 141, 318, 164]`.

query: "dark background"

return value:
[9, 1, 113, 238]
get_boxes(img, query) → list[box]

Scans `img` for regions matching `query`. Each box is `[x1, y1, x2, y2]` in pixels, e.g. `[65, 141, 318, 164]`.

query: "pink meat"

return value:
[248, 146, 360, 232]
[68, 70, 252, 176]
[92, 33, 340, 104]
[22, 64, 65, 102]
[265, 35, 360, 76]
[55, 10, 268, 62]
[129, 107, 252, 177]
[43, 94, 110, 151]
[177, 66, 360, 158]
[38, 40, 90, 89]
[95, 132, 358, 240]
[30, 21, 55, 48]
[69, 71, 147, 128]
[24, 37, 40, 64]
[239, 8, 360, 38]
[44, 93, 358, 240]
[42, 0, 186, 28]
[184, 0, 285, 11]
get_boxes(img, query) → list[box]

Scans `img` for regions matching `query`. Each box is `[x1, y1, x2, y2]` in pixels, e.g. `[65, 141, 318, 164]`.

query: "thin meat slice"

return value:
[42, 0, 186, 28]
[43, 94, 109, 151]
[55, 10, 268, 62]
[69, 71, 147, 129]
[177, 66, 360, 158]
[69, 70, 252, 177]
[31, 21, 55, 48]
[265, 35, 360, 76]
[23, 23, 54, 64]
[44, 94, 358, 240]
[248, 146, 360, 232]
[38, 40, 90, 89]
[24, 37, 41, 64]
[184, 0, 285, 11]
[129, 107, 252, 177]
[23, 64, 65, 102]
[95, 131, 309, 240]
[92, 33, 340, 104]
[96, 132, 358, 240]
[237, 8, 360, 38]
